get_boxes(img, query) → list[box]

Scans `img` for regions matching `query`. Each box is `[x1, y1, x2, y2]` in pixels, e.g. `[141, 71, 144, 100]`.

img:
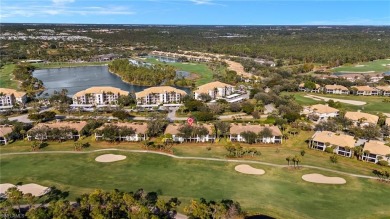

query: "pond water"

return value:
[33, 65, 190, 97]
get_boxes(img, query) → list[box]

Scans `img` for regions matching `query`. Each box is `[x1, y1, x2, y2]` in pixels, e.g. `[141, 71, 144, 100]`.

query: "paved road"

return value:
[8, 107, 54, 123]
[0, 149, 379, 180]
[304, 94, 366, 106]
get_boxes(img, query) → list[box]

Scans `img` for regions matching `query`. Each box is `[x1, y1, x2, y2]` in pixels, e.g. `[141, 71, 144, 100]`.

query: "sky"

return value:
[1, 0, 389, 25]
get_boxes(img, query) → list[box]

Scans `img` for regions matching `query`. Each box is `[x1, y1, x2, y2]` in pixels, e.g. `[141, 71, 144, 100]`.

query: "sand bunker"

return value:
[355, 65, 365, 67]
[95, 154, 127, 163]
[0, 183, 50, 197]
[302, 174, 346, 184]
[235, 164, 265, 175]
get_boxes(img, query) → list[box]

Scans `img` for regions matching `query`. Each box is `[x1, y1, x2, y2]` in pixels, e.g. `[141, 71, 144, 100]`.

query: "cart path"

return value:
[304, 94, 366, 106]
[0, 148, 379, 180]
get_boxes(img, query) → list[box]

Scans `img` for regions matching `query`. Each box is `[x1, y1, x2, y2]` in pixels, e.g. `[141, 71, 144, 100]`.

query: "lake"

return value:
[33, 66, 190, 96]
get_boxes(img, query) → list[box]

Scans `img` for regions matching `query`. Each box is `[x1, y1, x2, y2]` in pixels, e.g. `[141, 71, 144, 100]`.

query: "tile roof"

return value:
[351, 86, 377, 92]
[97, 122, 148, 134]
[376, 86, 390, 92]
[195, 81, 234, 94]
[325, 85, 349, 91]
[0, 125, 13, 137]
[229, 124, 282, 136]
[363, 140, 390, 156]
[345, 111, 379, 124]
[312, 131, 356, 148]
[299, 83, 321, 89]
[164, 123, 214, 135]
[0, 88, 26, 98]
[73, 86, 129, 97]
[135, 86, 186, 99]
[30, 121, 88, 132]
[309, 104, 339, 114]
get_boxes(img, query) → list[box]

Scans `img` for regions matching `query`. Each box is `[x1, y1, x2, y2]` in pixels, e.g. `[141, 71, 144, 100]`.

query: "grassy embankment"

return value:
[1, 143, 390, 218]
[0, 64, 18, 89]
[32, 61, 110, 69]
[284, 92, 390, 114]
[145, 58, 214, 86]
[333, 59, 390, 73]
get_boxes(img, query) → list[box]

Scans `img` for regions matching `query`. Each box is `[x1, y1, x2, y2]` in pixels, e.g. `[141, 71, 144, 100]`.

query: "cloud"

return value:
[0, 4, 135, 19]
[189, 0, 226, 6]
[52, 0, 75, 4]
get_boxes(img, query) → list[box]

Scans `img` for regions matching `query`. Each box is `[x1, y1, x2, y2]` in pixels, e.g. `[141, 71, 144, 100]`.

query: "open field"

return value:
[333, 59, 390, 73]
[32, 61, 110, 69]
[0, 64, 18, 89]
[145, 58, 213, 85]
[285, 92, 390, 114]
[1, 150, 390, 218]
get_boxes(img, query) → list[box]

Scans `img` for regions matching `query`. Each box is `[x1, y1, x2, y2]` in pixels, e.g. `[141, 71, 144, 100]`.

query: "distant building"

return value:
[95, 122, 147, 142]
[351, 86, 379, 96]
[135, 86, 186, 105]
[27, 121, 87, 141]
[307, 104, 339, 121]
[194, 81, 235, 100]
[376, 86, 390, 96]
[309, 131, 355, 157]
[0, 125, 13, 144]
[229, 124, 282, 144]
[0, 88, 27, 108]
[385, 118, 390, 127]
[362, 140, 390, 164]
[344, 111, 379, 127]
[72, 86, 129, 105]
[298, 83, 321, 93]
[324, 85, 349, 95]
[164, 123, 215, 143]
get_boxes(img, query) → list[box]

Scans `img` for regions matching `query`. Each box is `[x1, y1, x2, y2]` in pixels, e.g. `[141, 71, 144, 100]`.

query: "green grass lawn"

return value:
[333, 59, 390, 73]
[32, 61, 110, 69]
[145, 58, 214, 86]
[0, 64, 18, 89]
[286, 92, 390, 114]
[1, 151, 390, 218]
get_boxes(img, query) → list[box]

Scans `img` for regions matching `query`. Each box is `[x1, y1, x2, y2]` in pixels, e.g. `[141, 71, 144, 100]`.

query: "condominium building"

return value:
[309, 131, 356, 157]
[362, 140, 390, 164]
[324, 85, 349, 95]
[72, 86, 129, 105]
[194, 81, 235, 100]
[376, 86, 390, 96]
[298, 83, 321, 93]
[229, 124, 282, 144]
[0, 88, 27, 107]
[344, 111, 379, 127]
[135, 86, 187, 105]
[351, 86, 379, 96]
[307, 104, 339, 121]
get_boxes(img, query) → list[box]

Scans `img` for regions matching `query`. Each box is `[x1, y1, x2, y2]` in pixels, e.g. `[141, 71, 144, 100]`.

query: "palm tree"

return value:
[286, 156, 292, 166]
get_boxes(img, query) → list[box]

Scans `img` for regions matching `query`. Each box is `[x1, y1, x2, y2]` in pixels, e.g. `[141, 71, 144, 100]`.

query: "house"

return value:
[386, 118, 390, 127]
[324, 85, 349, 95]
[351, 86, 379, 96]
[95, 122, 147, 141]
[27, 121, 87, 141]
[362, 140, 390, 164]
[0, 125, 13, 144]
[310, 131, 356, 157]
[376, 86, 390, 96]
[0, 88, 27, 108]
[298, 83, 321, 93]
[194, 81, 235, 100]
[164, 123, 215, 143]
[337, 74, 363, 82]
[73, 86, 129, 105]
[229, 124, 282, 144]
[307, 104, 339, 121]
[135, 86, 187, 105]
[344, 111, 379, 127]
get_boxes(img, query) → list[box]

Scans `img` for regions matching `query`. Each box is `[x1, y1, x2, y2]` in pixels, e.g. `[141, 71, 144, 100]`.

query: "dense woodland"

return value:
[108, 59, 177, 86]
[1, 24, 390, 66]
